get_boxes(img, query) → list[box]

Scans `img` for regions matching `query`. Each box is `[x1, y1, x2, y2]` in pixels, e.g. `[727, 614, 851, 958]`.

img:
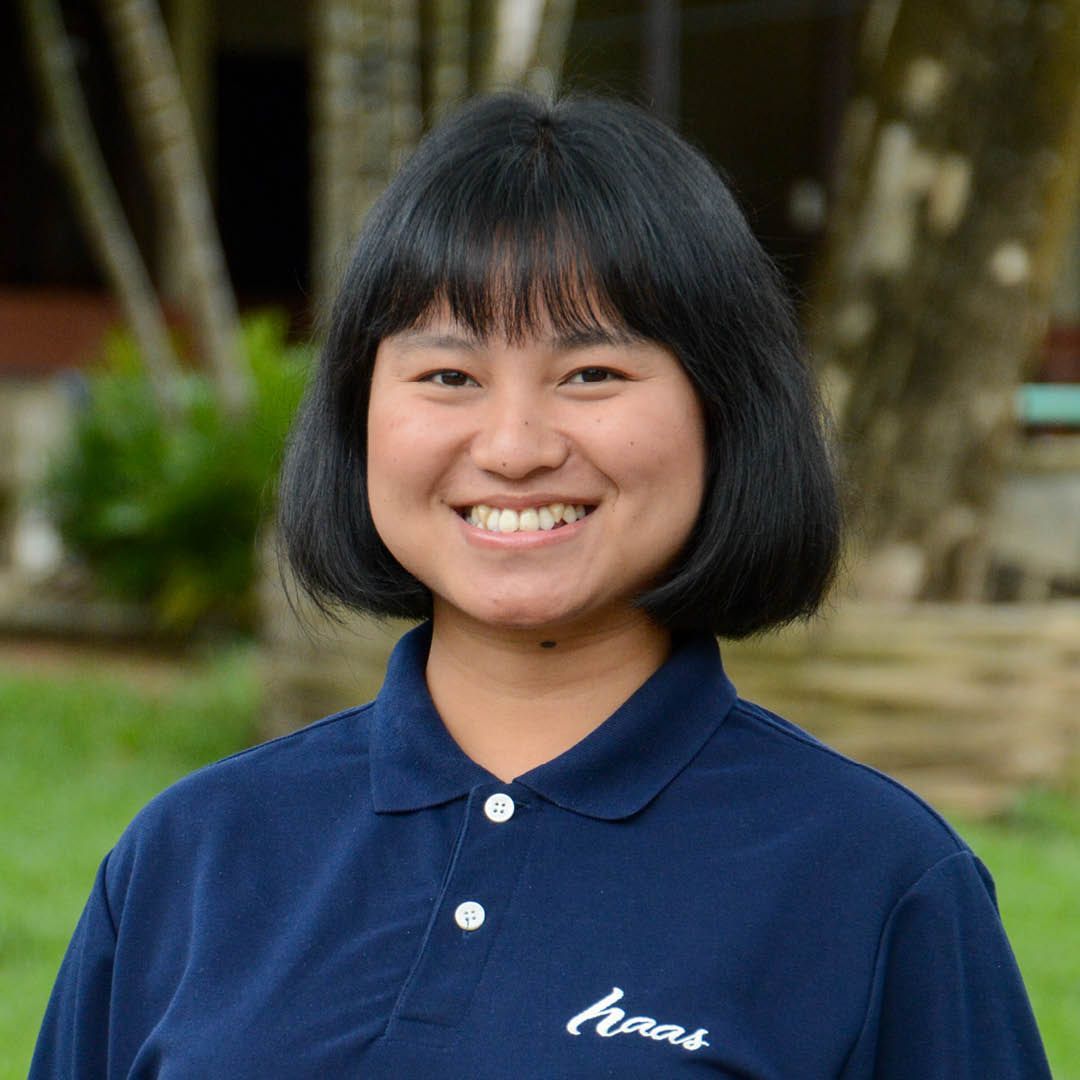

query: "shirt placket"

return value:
[388, 781, 537, 1034]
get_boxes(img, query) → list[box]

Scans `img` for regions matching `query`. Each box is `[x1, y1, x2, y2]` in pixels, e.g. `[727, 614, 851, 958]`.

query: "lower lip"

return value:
[456, 510, 593, 549]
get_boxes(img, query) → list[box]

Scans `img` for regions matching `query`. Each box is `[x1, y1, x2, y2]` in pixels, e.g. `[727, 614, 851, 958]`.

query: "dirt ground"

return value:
[0, 633, 209, 692]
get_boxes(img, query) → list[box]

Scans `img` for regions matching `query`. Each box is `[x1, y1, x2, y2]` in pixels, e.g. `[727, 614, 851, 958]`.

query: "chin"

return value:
[456, 591, 591, 633]
[476, 605, 576, 632]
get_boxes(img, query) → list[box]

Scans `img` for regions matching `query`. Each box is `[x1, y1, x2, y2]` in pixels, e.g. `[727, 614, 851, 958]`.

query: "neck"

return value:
[425, 604, 672, 782]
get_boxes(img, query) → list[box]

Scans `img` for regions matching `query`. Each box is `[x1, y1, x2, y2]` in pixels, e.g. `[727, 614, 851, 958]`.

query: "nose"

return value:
[469, 392, 569, 479]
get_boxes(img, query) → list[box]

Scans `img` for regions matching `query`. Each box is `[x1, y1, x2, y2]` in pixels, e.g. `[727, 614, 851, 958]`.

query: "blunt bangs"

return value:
[354, 98, 728, 349]
[278, 91, 842, 637]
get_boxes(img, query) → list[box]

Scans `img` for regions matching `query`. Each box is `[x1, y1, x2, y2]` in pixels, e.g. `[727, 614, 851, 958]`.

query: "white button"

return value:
[483, 793, 515, 823]
[454, 901, 486, 931]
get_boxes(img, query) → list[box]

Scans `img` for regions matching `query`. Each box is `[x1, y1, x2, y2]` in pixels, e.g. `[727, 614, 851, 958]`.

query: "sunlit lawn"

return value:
[956, 789, 1080, 1075]
[0, 649, 258, 1078]
[1, 653, 1076, 1078]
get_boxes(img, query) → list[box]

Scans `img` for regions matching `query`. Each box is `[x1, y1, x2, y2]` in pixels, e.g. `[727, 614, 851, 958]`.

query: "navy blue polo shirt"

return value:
[32, 624, 1049, 1078]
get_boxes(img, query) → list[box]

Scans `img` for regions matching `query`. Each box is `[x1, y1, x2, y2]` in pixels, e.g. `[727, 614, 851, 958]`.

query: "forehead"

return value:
[385, 314, 647, 353]
[369, 216, 650, 342]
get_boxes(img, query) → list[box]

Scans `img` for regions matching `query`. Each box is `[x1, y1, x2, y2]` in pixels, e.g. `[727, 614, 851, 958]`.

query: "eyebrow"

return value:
[392, 332, 482, 353]
[391, 326, 645, 353]
[556, 326, 646, 349]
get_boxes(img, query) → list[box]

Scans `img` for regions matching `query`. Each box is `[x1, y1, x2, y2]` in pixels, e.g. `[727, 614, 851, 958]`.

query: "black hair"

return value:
[278, 91, 841, 638]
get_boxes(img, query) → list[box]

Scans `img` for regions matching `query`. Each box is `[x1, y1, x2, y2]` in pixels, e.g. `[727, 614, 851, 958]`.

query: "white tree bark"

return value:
[526, 0, 576, 97]
[811, 0, 1080, 600]
[19, 0, 182, 417]
[482, 0, 545, 89]
[99, 0, 251, 415]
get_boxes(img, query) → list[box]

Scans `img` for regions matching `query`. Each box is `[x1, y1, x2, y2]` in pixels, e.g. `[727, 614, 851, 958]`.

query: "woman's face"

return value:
[366, 311, 707, 636]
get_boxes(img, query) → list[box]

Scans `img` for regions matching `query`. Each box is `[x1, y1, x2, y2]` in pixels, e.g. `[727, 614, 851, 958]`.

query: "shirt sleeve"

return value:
[29, 854, 117, 1079]
[841, 849, 1051, 1079]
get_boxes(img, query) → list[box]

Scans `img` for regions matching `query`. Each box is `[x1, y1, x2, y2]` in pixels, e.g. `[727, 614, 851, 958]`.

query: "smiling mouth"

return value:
[459, 503, 596, 534]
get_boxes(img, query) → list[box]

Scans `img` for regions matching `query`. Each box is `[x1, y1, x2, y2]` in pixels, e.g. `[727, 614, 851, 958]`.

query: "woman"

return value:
[33, 93, 1048, 1078]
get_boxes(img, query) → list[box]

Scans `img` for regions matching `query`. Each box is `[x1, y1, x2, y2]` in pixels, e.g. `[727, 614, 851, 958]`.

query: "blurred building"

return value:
[0, 0, 1076, 590]
[0, 1, 867, 314]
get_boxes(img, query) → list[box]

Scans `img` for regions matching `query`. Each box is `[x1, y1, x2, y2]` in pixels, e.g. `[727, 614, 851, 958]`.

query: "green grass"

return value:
[1, 656, 1077, 1077]
[0, 650, 258, 1078]
[957, 789, 1080, 1077]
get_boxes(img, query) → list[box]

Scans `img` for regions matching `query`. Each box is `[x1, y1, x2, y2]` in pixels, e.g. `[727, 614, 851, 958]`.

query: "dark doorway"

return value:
[216, 50, 309, 319]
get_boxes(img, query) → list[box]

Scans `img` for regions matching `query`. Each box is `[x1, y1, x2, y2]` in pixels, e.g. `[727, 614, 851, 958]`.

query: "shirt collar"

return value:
[370, 622, 736, 820]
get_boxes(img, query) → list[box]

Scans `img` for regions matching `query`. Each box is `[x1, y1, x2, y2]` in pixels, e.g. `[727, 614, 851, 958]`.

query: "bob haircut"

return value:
[278, 91, 841, 639]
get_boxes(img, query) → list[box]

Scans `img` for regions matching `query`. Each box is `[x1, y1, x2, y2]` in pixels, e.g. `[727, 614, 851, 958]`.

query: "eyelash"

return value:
[565, 367, 622, 384]
[421, 370, 478, 387]
[420, 367, 623, 387]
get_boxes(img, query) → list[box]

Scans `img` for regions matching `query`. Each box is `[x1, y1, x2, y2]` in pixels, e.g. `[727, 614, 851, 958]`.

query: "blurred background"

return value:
[1, 0, 1078, 1074]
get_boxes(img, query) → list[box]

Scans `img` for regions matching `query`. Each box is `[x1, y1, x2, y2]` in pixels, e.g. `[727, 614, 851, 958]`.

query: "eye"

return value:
[565, 367, 623, 384]
[421, 369, 478, 388]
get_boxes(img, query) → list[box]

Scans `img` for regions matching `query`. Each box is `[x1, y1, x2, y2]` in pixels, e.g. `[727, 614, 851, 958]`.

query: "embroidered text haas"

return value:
[565, 987, 710, 1051]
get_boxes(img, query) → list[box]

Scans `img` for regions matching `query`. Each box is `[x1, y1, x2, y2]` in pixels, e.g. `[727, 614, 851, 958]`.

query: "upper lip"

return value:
[451, 495, 598, 510]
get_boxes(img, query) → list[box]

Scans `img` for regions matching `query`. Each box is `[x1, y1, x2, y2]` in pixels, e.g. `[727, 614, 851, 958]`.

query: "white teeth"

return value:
[464, 502, 592, 533]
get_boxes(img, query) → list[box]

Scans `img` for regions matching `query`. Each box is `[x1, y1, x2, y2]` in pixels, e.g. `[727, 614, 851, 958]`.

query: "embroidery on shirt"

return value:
[565, 987, 710, 1052]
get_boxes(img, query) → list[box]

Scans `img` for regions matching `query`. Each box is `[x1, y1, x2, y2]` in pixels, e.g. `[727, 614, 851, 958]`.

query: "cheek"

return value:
[671, 417, 709, 508]
[620, 405, 707, 510]
[366, 413, 435, 569]
[365, 418, 401, 512]
[366, 407, 438, 508]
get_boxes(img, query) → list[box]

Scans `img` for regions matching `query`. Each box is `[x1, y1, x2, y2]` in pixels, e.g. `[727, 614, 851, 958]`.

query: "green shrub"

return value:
[45, 312, 310, 631]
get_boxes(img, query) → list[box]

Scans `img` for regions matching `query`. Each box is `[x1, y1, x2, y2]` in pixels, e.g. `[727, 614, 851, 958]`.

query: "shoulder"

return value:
[146, 699, 375, 814]
[696, 694, 969, 888]
[104, 703, 376, 892]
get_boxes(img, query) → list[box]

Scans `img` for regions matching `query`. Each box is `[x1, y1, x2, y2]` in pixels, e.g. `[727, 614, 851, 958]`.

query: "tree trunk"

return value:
[99, 0, 251, 416]
[310, 0, 392, 311]
[350, 0, 392, 242]
[526, 0, 576, 97]
[430, 0, 469, 121]
[18, 0, 182, 417]
[482, 0, 545, 89]
[388, 0, 422, 170]
[160, 0, 214, 301]
[310, 0, 579, 309]
[810, 0, 1080, 600]
[311, 0, 366, 315]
